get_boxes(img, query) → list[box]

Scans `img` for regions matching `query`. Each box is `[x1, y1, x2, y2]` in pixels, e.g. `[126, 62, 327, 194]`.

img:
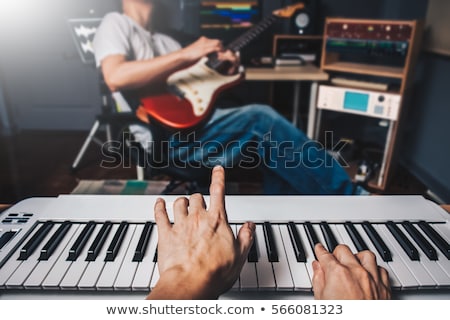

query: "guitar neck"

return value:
[227, 15, 277, 52]
[206, 15, 277, 71]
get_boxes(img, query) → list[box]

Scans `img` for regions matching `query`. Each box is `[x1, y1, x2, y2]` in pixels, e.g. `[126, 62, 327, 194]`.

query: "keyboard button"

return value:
[39, 221, 72, 261]
[344, 222, 368, 252]
[287, 222, 306, 263]
[386, 221, 419, 261]
[19, 222, 54, 260]
[86, 222, 112, 261]
[418, 222, 450, 260]
[263, 222, 278, 263]
[402, 222, 437, 261]
[67, 221, 96, 261]
[105, 222, 129, 262]
[253, 224, 275, 290]
[133, 222, 153, 262]
[362, 222, 392, 262]
[0, 231, 17, 250]
[320, 222, 339, 252]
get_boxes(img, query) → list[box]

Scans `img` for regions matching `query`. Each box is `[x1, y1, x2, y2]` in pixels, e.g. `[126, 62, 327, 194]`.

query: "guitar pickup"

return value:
[167, 85, 185, 99]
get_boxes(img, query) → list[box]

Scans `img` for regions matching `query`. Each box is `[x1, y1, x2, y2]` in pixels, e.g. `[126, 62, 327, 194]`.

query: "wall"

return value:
[0, 0, 121, 132]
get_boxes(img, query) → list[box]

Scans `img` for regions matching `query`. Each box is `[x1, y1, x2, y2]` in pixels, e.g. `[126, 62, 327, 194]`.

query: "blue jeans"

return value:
[166, 104, 355, 195]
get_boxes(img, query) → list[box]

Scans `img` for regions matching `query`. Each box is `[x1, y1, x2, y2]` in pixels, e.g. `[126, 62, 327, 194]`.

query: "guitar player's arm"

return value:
[101, 37, 238, 93]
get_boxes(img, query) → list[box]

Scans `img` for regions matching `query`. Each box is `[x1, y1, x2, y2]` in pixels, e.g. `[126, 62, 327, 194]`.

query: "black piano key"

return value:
[386, 221, 419, 261]
[247, 238, 259, 262]
[133, 222, 153, 262]
[320, 222, 339, 252]
[344, 222, 369, 252]
[402, 221, 438, 261]
[86, 222, 112, 261]
[68, 221, 96, 261]
[263, 222, 279, 262]
[362, 222, 392, 262]
[105, 222, 129, 262]
[418, 221, 450, 260]
[0, 231, 17, 250]
[39, 221, 72, 261]
[153, 247, 158, 263]
[304, 222, 320, 258]
[287, 222, 306, 262]
[19, 221, 54, 260]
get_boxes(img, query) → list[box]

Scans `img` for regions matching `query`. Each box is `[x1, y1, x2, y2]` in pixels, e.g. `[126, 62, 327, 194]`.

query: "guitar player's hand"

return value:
[147, 166, 255, 300]
[217, 49, 241, 75]
[182, 37, 240, 75]
[312, 243, 392, 300]
[181, 36, 224, 62]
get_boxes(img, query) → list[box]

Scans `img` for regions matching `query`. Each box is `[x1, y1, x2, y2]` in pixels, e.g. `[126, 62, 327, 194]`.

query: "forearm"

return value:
[146, 267, 218, 300]
[103, 49, 194, 92]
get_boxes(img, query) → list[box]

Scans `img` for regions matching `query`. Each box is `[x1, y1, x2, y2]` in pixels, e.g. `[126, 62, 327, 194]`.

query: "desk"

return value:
[245, 64, 329, 138]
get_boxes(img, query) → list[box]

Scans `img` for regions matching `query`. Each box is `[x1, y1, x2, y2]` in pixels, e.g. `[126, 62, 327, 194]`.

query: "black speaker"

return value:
[289, 0, 318, 35]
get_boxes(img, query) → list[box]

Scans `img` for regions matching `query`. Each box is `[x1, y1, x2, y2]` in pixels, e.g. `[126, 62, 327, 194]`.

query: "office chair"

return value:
[67, 17, 209, 193]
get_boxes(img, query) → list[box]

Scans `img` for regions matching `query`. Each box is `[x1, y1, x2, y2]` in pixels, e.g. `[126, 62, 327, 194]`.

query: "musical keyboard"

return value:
[1, 194, 450, 300]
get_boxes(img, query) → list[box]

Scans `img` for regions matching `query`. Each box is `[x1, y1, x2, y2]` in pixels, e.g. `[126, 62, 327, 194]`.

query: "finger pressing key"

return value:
[209, 166, 227, 219]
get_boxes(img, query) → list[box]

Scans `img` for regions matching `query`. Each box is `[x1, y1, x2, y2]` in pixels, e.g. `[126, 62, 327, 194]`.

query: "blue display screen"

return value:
[343, 92, 369, 112]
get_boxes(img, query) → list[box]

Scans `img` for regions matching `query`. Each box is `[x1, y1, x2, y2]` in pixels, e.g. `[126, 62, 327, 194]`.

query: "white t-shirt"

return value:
[93, 12, 182, 68]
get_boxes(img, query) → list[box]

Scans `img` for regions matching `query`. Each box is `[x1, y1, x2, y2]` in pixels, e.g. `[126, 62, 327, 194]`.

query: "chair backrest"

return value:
[68, 17, 124, 114]
[67, 18, 102, 66]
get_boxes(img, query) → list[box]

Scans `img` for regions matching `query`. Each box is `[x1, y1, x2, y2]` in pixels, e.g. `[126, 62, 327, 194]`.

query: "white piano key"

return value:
[77, 224, 119, 290]
[0, 223, 44, 288]
[114, 224, 144, 290]
[312, 223, 327, 249]
[279, 224, 311, 290]
[333, 224, 358, 253]
[397, 224, 450, 286]
[24, 224, 79, 288]
[254, 224, 275, 291]
[375, 224, 436, 288]
[5, 223, 57, 288]
[41, 224, 88, 289]
[59, 223, 104, 290]
[271, 224, 294, 291]
[296, 224, 316, 287]
[96, 224, 136, 290]
[238, 224, 258, 291]
[230, 224, 239, 291]
[150, 264, 159, 289]
[132, 227, 158, 291]
[354, 224, 405, 289]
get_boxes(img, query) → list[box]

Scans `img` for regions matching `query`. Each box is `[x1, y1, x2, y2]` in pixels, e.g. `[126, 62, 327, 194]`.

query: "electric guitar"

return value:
[140, 3, 305, 130]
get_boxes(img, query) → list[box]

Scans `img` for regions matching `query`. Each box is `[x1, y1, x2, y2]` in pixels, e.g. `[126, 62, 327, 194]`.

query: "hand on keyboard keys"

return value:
[312, 243, 391, 300]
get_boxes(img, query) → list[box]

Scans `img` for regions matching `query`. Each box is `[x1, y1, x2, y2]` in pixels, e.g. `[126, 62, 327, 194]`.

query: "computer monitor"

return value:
[199, 0, 262, 44]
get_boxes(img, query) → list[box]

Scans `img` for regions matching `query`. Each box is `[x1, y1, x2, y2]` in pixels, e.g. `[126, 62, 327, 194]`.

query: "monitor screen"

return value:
[344, 92, 369, 112]
[199, 0, 261, 43]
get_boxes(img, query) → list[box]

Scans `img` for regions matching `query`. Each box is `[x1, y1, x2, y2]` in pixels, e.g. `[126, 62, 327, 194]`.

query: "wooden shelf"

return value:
[322, 62, 404, 79]
[316, 18, 424, 192]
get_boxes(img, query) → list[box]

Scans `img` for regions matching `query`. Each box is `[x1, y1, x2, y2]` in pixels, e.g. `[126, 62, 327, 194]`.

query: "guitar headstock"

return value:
[273, 3, 305, 19]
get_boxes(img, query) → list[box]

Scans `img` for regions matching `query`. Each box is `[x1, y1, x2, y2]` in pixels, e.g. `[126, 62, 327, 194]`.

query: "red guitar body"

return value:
[140, 57, 243, 130]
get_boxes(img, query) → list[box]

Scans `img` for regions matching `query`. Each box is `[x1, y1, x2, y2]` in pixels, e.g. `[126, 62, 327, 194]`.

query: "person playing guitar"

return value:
[93, 0, 362, 195]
